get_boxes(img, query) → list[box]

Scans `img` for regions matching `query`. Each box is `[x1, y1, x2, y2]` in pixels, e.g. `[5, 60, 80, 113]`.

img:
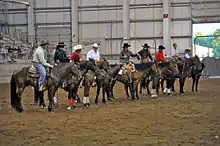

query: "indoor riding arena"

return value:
[1, 0, 220, 146]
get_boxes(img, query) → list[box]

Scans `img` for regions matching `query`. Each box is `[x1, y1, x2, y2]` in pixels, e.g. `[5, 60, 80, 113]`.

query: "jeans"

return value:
[34, 63, 46, 88]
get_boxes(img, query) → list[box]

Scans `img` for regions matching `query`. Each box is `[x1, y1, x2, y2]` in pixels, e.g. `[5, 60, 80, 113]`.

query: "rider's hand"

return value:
[50, 65, 54, 68]
[124, 56, 128, 58]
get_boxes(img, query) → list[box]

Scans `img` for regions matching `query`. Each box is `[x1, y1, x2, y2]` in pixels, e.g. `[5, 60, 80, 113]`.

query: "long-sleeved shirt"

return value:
[32, 46, 50, 67]
[171, 48, 178, 57]
[86, 49, 100, 61]
[70, 51, 81, 63]
[156, 50, 166, 62]
[137, 48, 153, 61]
[120, 50, 136, 64]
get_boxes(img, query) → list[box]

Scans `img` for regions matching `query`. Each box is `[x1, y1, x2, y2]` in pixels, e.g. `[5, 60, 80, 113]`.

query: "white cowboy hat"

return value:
[73, 44, 83, 51]
[92, 43, 99, 48]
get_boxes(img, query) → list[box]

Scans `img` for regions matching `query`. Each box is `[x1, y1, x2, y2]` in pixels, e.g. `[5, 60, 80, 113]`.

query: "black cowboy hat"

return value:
[122, 43, 131, 48]
[57, 42, 66, 46]
[142, 43, 150, 48]
[185, 48, 191, 51]
[158, 45, 165, 50]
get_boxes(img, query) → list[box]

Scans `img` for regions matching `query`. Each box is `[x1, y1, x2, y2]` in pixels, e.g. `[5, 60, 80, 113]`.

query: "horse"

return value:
[158, 60, 179, 95]
[81, 59, 118, 106]
[111, 62, 156, 100]
[94, 64, 122, 104]
[177, 56, 205, 94]
[10, 59, 97, 112]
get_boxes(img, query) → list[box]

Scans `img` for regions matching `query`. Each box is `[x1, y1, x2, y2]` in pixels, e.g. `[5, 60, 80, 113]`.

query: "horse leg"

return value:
[34, 87, 39, 105]
[151, 77, 158, 98]
[94, 84, 101, 104]
[130, 82, 135, 100]
[167, 79, 171, 96]
[39, 91, 46, 108]
[179, 77, 186, 95]
[102, 86, 106, 104]
[139, 83, 143, 94]
[47, 85, 57, 112]
[124, 84, 130, 99]
[83, 83, 91, 107]
[161, 78, 167, 94]
[16, 86, 25, 112]
[195, 75, 200, 92]
[146, 79, 151, 95]
[172, 78, 176, 92]
[135, 82, 139, 100]
[192, 75, 196, 92]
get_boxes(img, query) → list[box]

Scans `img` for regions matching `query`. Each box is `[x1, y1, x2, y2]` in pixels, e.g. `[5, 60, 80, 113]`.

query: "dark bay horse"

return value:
[177, 56, 205, 94]
[10, 59, 96, 112]
[82, 60, 120, 106]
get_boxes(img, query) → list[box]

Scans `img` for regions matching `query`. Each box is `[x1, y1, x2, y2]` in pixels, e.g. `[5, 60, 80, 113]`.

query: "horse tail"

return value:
[10, 74, 17, 108]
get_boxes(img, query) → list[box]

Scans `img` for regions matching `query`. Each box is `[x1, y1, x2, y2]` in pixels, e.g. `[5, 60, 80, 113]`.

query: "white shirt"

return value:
[171, 48, 178, 57]
[86, 49, 100, 61]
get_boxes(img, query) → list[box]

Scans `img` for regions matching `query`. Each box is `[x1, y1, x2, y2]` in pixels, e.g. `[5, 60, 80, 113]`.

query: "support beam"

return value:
[123, 0, 130, 44]
[2, 0, 32, 6]
[163, 0, 171, 57]
[71, 0, 79, 51]
[27, 0, 34, 46]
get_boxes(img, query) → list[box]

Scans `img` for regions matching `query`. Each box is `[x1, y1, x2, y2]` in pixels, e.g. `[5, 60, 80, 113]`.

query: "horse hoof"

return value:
[16, 107, 24, 113]
[87, 103, 90, 107]
[48, 107, 53, 112]
[180, 93, 184, 96]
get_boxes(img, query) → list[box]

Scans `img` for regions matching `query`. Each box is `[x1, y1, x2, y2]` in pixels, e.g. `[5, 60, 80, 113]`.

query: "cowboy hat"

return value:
[158, 45, 165, 50]
[92, 43, 99, 48]
[185, 48, 191, 51]
[122, 43, 131, 48]
[57, 42, 66, 46]
[142, 43, 150, 48]
[73, 44, 83, 51]
[40, 40, 49, 46]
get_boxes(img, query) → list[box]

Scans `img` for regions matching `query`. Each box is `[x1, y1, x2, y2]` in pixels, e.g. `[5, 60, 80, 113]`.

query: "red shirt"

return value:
[70, 51, 80, 62]
[156, 50, 166, 62]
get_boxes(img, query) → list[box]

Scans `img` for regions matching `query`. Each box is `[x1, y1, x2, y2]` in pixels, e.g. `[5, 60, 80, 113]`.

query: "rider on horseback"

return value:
[119, 43, 137, 83]
[137, 43, 153, 62]
[70, 44, 83, 64]
[156, 45, 167, 63]
[184, 49, 191, 60]
[54, 42, 69, 63]
[32, 40, 54, 91]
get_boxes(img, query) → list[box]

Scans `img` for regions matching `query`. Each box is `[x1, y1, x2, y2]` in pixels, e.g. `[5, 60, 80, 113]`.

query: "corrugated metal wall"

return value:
[1, 0, 220, 55]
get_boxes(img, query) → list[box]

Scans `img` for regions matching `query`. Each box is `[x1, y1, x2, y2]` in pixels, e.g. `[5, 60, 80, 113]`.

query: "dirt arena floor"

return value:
[0, 79, 220, 146]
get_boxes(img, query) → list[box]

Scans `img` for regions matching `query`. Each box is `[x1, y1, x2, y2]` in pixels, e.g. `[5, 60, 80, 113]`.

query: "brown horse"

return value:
[111, 62, 156, 100]
[10, 59, 97, 112]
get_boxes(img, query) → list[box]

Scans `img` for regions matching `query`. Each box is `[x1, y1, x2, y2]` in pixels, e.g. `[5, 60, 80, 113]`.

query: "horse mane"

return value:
[134, 62, 153, 71]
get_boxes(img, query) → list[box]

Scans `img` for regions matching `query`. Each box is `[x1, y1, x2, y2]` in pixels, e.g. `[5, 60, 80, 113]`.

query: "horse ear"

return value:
[103, 58, 106, 61]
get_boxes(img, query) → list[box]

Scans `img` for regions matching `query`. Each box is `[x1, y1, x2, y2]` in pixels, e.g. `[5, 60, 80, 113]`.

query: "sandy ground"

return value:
[0, 79, 220, 146]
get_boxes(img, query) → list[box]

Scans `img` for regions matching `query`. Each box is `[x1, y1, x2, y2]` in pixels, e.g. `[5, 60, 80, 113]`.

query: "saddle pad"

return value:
[28, 65, 38, 74]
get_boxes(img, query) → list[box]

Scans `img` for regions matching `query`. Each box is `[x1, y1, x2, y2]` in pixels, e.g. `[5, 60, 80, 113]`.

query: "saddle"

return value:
[118, 63, 136, 75]
[28, 65, 50, 78]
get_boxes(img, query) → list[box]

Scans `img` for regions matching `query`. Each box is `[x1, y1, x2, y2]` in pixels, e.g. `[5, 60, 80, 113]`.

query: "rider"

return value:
[119, 43, 137, 83]
[54, 42, 69, 63]
[137, 43, 153, 62]
[171, 43, 181, 59]
[32, 40, 54, 91]
[156, 45, 167, 62]
[184, 49, 191, 60]
[70, 44, 83, 64]
[86, 43, 100, 61]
